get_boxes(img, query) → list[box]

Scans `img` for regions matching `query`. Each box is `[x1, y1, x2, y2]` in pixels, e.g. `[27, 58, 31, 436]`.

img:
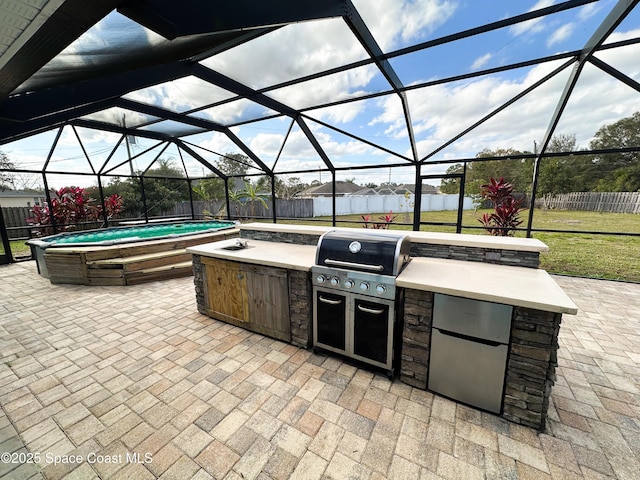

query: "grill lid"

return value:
[315, 230, 411, 276]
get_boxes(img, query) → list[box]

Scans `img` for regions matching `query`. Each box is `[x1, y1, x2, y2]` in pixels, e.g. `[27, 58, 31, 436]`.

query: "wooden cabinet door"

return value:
[202, 257, 249, 323]
[242, 264, 291, 342]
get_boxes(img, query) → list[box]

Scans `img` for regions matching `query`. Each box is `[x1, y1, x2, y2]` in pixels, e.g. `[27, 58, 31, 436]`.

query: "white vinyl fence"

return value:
[312, 194, 473, 217]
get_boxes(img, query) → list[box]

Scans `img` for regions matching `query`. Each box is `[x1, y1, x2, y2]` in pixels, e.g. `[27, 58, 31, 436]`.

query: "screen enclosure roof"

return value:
[1, 0, 639, 182]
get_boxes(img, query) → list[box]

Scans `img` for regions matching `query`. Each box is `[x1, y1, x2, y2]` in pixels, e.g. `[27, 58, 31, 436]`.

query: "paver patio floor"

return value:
[1, 262, 639, 479]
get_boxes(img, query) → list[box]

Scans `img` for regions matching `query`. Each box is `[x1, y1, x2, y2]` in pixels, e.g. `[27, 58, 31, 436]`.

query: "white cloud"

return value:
[266, 66, 378, 123]
[547, 23, 574, 47]
[352, 0, 458, 51]
[471, 53, 494, 71]
[249, 133, 285, 160]
[198, 132, 240, 156]
[509, 0, 555, 37]
[578, 2, 603, 21]
[605, 28, 640, 44]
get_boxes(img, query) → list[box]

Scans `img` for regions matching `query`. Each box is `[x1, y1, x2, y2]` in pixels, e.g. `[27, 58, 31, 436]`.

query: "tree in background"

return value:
[439, 164, 464, 194]
[96, 158, 189, 219]
[255, 175, 308, 199]
[469, 148, 533, 195]
[230, 181, 270, 218]
[439, 149, 533, 196]
[140, 158, 190, 216]
[536, 134, 584, 195]
[1, 151, 15, 191]
[589, 111, 640, 192]
[193, 153, 251, 203]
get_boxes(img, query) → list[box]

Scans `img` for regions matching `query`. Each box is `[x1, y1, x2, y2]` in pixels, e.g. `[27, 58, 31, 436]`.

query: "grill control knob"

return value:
[344, 279, 354, 289]
[359, 281, 369, 291]
[330, 277, 340, 286]
[376, 284, 386, 295]
[316, 274, 326, 284]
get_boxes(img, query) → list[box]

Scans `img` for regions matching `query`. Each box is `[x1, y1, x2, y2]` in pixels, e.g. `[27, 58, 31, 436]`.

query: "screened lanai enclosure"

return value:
[1, 0, 640, 279]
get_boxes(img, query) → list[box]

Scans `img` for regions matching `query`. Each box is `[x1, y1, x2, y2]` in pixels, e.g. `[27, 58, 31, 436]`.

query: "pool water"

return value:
[44, 221, 236, 246]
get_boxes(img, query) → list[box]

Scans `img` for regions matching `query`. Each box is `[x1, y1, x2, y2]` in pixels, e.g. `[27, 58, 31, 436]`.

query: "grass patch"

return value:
[535, 233, 640, 282]
[8, 240, 31, 258]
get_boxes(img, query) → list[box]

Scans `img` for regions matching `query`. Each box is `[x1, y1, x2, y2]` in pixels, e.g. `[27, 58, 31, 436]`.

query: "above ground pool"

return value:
[33, 220, 237, 247]
[27, 220, 239, 285]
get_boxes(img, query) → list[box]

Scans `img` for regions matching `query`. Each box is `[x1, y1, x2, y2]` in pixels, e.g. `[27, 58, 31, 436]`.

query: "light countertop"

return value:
[239, 223, 549, 252]
[188, 238, 576, 314]
[187, 238, 316, 271]
[396, 257, 578, 314]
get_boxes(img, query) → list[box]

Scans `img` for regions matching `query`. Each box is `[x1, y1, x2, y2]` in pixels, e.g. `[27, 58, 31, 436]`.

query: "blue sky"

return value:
[3, 0, 640, 189]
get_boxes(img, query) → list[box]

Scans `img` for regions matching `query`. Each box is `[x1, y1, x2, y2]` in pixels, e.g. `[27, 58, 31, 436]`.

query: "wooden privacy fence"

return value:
[1, 206, 32, 239]
[164, 198, 314, 219]
[537, 192, 640, 214]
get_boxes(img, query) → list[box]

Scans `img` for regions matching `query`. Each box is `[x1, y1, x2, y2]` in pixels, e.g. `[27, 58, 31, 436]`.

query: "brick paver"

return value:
[1, 262, 639, 479]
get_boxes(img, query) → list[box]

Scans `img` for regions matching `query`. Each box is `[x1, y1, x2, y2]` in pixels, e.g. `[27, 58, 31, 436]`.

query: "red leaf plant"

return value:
[362, 211, 396, 229]
[27, 186, 123, 237]
[477, 177, 525, 236]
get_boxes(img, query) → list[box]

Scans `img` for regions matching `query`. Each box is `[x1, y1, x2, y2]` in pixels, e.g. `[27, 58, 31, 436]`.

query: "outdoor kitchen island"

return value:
[187, 223, 577, 431]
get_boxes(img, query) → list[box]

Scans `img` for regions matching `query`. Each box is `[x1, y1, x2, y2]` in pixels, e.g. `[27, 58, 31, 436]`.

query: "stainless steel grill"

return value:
[311, 230, 411, 375]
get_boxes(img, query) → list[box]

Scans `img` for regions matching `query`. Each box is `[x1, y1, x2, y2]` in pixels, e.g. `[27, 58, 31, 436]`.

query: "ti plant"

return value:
[26, 186, 123, 236]
[478, 177, 524, 236]
[362, 211, 396, 229]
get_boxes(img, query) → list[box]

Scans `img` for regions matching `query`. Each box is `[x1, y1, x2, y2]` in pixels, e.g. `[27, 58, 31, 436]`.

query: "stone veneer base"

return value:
[207, 227, 559, 430]
[400, 288, 561, 431]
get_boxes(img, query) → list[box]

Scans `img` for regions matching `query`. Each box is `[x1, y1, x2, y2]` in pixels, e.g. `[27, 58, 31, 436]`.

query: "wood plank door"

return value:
[202, 257, 249, 324]
[242, 264, 291, 342]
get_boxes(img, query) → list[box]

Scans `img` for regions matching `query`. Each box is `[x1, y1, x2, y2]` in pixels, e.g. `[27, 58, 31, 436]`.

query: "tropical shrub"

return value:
[362, 211, 396, 229]
[477, 177, 524, 236]
[27, 186, 123, 236]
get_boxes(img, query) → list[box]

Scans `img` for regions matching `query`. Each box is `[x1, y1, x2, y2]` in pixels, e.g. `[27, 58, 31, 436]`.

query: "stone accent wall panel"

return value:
[504, 307, 562, 431]
[411, 244, 539, 268]
[400, 289, 433, 389]
[240, 230, 320, 246]
[289, 270, 312, 348]
[192, 254, 207, 315]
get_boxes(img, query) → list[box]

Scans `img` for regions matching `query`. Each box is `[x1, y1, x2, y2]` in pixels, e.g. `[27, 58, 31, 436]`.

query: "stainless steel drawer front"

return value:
[428, 328, 508, 413]
[432, 294, 512, 344]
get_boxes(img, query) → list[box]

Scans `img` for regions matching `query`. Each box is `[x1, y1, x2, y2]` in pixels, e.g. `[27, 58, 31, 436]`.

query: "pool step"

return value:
[88, 249, 192, 271]
[82, 231, 234, 262]
[125, 261, 194, 285]
[86, 249, 195, 285]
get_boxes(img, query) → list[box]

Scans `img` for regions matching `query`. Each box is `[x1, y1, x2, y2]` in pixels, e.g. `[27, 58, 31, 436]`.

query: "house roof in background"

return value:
[0, 190, 45, 197]
[301, 181, 363, 196]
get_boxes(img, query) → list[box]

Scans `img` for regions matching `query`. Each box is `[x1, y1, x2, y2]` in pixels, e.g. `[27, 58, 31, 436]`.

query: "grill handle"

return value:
[318, 296, 343, 305]
[324, 259, 384, 272]
[357, 305, 385, 315]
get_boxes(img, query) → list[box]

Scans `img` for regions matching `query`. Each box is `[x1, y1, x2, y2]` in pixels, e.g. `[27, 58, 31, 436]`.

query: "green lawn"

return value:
[272, 209, 640, 283]
[9, 240, 31, 257]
